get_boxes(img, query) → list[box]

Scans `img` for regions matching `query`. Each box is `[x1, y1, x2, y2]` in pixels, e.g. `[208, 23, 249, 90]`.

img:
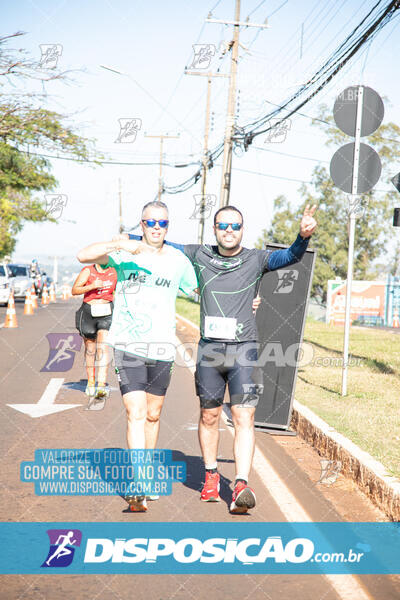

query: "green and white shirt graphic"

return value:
[102, 246, 197, 361]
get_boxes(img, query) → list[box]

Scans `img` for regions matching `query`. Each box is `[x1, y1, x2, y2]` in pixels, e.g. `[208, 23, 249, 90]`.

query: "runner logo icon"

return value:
[40, 333, 82, 372]
[41, 529, 82, 568]
[273, 269, 299, 294]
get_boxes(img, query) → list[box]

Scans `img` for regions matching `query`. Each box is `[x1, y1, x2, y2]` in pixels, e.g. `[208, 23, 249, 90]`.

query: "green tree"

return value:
[0, 33, 94, 257]
[256, 106, 400, 302]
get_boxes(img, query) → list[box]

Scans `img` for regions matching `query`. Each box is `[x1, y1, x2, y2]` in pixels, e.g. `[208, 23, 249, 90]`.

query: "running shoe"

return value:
[95, 386, 110, 400]
[146, 495, 159, 501]
[85, 384, 96, 397]
[125, 495, 147, 512]
[229, 481, 256, 514]
[200, 471, 221, 502]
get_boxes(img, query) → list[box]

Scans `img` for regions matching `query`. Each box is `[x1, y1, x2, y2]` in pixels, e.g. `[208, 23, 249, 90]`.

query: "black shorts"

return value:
[75, 302, 113, 339]
[195, 339, 264, 409]
[114, 349, 173, 397]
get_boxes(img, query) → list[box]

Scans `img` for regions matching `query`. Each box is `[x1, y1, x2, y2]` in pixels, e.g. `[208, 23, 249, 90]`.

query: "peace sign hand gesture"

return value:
[300, 204, 317, 238]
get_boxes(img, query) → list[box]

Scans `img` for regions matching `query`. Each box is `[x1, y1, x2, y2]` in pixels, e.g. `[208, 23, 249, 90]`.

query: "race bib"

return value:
[204, 316, 237, 340]
[90, 303, 112, 317]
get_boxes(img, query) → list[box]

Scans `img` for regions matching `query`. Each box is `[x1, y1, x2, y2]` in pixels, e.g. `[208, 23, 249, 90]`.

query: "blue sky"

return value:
[3, 0, 400, 266]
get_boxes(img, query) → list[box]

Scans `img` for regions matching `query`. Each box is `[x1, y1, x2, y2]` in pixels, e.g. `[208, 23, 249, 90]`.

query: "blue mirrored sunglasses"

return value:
[142, 219, 169, 228]
[216, 222, 242, 231]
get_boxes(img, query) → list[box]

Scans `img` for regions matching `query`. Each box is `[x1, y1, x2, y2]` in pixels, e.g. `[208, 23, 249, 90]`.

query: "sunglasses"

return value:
[142, 219, 169, 228]
[215, 222, 242, 231]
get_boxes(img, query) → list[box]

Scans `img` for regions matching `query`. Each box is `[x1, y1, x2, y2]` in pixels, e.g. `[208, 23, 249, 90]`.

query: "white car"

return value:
[8, 264, 35, 300]
[0, 264, 12, 306]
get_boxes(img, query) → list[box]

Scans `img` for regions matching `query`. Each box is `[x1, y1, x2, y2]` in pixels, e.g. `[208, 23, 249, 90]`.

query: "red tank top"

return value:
[83, 264, 117, 303]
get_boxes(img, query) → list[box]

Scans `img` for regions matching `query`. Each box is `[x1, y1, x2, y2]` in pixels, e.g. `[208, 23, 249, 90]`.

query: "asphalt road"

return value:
[0, 298, 398, 599]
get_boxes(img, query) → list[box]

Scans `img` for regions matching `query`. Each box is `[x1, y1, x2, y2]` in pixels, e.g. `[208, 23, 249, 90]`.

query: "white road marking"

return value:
[7, 378, 82, 418]
[175, 331, 372, 600]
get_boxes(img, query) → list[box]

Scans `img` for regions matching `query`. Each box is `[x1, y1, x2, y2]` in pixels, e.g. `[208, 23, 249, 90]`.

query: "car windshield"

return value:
[9, 265, 29, 277]
[0, 266, 5, 277]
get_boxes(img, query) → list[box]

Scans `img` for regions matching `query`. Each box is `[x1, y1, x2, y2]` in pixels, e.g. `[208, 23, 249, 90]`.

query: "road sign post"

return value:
[330, 85, 384, 396]
[341, 86, 363, 396]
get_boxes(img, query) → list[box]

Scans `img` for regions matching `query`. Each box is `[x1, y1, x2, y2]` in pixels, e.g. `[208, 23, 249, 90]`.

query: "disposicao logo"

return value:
[83, 536, 314, 564]
[41, 529, 82, 568]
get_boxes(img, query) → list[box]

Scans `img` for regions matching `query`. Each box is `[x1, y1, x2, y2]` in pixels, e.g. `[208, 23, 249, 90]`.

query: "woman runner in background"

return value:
[72, 263, 117, 400]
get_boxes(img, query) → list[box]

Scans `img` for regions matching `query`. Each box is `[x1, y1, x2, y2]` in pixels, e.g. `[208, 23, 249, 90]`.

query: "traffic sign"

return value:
[330, 141, 381, 194]
[391, 172, 400, 193]
[333, 86, 384, 137]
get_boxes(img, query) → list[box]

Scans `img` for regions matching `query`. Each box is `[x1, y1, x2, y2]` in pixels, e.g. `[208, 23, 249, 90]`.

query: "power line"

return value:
[229, 163, 393, 193]
[163, 1, 400, 196]
[229, 165, 312, 183]
[247, 0, 268, 18]
[14, 2, 400, 200]
[253, 145, 329, 163]
[14, 148, 201, 168]
[239, 1, 397, 138]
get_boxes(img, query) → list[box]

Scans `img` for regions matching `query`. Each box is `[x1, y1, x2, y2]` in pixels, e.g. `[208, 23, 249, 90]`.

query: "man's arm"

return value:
[76, 239, 142, 265]
[267, 234, 309, 271]
[266, 204, 317, 271]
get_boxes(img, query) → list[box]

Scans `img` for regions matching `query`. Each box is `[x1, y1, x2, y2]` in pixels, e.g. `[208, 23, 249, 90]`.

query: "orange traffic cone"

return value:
[41, 283, 49, 305]
[49, 283, 56, 303]
[62, 285, 68, 300]
[393, 308, 399, 328]
[4, 291, 18, 328]
[23, 289, 34, 315]
[31, 284, 38, 309]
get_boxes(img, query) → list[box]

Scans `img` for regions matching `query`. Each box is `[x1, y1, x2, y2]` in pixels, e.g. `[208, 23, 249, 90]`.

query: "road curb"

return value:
[176, 312, 400, 522]
[291, 401, 400, 522]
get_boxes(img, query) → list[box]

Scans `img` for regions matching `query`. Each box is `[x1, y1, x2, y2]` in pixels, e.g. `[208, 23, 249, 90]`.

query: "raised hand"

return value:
[300, 204, 317, 238]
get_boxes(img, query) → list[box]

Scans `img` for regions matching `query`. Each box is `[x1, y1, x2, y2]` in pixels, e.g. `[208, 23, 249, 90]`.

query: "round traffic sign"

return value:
[333, 86, 384, 137]
[330, 142, 381, 194]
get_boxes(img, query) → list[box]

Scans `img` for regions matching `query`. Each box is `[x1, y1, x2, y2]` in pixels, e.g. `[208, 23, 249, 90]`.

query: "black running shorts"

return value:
[114, 349, 173, 397]
[75, 302, 113, 339]
[195, 339, 264, 409]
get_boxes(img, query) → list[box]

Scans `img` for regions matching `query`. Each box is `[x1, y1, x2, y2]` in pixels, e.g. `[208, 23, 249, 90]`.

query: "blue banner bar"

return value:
[0, 522, 399, 574]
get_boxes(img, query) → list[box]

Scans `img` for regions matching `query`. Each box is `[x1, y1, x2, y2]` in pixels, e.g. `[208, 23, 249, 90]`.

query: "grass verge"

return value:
[176, 296, 200, 326]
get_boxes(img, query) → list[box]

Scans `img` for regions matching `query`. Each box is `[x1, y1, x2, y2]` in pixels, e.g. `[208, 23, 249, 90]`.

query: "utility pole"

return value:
[118, 178, 123, 233]
[206, 0, 269, 207]
[185, 70, 228, 243]
[145, 133, 180, 201]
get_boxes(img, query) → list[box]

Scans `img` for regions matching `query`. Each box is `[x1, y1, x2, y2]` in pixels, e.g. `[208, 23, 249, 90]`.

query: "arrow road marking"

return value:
[7, 378, 82, 418]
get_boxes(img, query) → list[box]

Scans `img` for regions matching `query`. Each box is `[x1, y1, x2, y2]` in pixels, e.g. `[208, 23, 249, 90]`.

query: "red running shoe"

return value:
[200, 471, 221, 502]
[230, 481, 256, 514]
